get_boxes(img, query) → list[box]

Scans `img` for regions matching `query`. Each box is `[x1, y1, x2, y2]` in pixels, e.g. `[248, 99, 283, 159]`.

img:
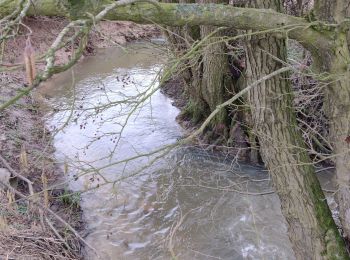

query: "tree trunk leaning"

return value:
[244, 0, 348, 258]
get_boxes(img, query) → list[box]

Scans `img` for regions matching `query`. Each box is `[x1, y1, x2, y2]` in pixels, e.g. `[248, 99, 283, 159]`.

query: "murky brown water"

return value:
[37, 41, 339, 260]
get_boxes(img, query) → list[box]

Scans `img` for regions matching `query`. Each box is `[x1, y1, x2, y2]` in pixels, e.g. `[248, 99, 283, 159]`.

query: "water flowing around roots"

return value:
[38, 41, 300, 259]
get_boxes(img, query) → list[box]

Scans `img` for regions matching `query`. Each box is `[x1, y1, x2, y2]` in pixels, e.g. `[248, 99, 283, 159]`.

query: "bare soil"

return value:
[0, 17, 159, 259]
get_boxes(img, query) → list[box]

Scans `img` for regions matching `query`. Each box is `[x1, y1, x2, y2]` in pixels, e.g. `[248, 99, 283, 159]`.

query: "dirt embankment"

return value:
[0, 16, 159, 259]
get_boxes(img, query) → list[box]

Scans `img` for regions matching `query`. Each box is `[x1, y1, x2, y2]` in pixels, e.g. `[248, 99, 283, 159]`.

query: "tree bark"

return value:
[161, 0, 209, 123]
[314, 0, 350, 23]
[244, 0, 349, 258]
[327, 41, 350, 244]
[314, 0, 350, 241]
[327, 68, 350, 243]
[198, 0, 232, 128]
[161, 0, 233, 127]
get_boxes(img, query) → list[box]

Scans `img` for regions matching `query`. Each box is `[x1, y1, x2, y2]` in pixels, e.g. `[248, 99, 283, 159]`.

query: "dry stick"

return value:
[168, 207, 200, 259]
[180, 183, 274, 195]
[41, 170, 49, 208]
[1, 150, 47, 230]
[45, 216, 71, 250]
[0, 154, 34, 196]
[0, 156, 70, 248]
[24, 37, 36, 85]
[0, 179, 100, 258]
[0, 154, 97, 254]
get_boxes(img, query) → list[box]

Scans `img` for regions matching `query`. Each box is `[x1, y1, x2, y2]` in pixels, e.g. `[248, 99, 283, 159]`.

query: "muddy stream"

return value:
[37, 41, 337, 260]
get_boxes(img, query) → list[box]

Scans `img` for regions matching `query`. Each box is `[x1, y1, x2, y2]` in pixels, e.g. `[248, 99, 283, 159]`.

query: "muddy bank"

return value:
[0, 17, 159, 259]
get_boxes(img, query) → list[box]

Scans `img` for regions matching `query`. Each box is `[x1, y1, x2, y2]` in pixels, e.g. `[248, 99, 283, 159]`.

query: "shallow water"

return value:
[38, 41, 303, 259]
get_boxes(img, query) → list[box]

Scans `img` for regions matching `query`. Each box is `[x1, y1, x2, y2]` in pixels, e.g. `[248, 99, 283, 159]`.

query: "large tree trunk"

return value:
[244, 0, 348, 258]
[323, 40, 350, 242]
[327, 66, 350, 244]
[314, 0, 350, 241]
[198, 0, 233, 128]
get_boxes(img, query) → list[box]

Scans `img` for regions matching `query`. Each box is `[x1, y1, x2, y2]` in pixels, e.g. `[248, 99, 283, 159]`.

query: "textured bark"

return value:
[326, 38, 350, 242]
[176, 0, 209, 123]
[234, 59, 260, 163]
[244, 0, 349, 259]
[328, 75, 350, 241]
[314, 0, 350, 241]
[314, 0, 350, 23]
[198, 0, 232, 127]
[161, 0, 209, 123]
